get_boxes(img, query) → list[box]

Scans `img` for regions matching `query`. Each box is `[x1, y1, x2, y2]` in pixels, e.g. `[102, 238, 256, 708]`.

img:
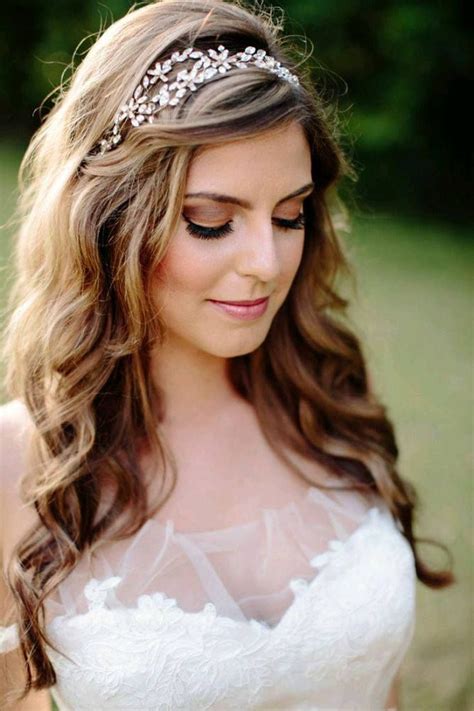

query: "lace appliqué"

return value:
[78, 507, 382, 633]
[2, 496, 416, 710]
[84, 576, 122, 610]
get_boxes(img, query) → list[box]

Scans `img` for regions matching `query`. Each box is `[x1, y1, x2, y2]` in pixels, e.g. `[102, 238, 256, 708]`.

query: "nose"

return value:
[236, 218, 280, 282]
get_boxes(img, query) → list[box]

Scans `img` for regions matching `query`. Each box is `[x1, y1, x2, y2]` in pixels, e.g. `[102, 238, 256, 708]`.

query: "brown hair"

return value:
[1, 0, 455, 699]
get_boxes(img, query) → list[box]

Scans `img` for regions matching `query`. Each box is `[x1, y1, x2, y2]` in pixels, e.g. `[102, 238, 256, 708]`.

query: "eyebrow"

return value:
[184, 182, 315, 209]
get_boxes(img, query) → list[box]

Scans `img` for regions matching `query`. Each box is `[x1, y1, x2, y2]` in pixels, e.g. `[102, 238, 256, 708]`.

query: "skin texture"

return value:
[147, 121, 401, 708]
[149, 120, 313, 426]
[0, 120, 400, 709]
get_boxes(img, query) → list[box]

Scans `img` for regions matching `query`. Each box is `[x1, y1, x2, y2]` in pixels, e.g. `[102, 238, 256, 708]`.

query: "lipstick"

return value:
[207, 296, 269, 320]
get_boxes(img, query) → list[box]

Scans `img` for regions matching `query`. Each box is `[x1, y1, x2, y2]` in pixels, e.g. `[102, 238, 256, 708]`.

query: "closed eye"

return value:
[182, 213, 306, 241]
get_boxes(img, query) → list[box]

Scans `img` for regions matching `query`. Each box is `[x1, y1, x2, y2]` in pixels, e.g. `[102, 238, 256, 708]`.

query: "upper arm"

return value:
[0, 399, 52, 710]
[384, 671, 401, 710]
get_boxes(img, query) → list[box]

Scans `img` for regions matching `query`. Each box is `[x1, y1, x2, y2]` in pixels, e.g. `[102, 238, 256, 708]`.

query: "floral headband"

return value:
[93, 44, 300, 155]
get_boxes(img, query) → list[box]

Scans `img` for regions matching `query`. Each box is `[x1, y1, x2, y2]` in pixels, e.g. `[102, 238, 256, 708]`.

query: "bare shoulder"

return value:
[0, 398, 36, 465]
[0, 398, 36, 507]
[0, 399, 39, 563]
[0, 397, 35, 433]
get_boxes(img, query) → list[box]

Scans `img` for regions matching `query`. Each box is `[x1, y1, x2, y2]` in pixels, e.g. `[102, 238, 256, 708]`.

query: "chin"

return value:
[208, 331, 270, 358]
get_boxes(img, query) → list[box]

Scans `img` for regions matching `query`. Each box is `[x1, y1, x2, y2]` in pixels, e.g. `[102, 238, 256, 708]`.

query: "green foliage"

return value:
[0, 1, 471, 220]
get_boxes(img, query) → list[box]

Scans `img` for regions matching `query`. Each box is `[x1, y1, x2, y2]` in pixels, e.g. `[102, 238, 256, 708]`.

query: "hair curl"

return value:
[1, 0, 455, 699]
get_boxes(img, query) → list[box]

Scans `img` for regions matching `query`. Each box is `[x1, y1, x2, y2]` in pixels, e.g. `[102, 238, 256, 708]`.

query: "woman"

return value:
[0, 0, 455, 709]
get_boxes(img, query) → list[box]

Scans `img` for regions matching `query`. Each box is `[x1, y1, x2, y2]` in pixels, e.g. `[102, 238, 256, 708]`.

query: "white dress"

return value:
[0, 484, 416, 710]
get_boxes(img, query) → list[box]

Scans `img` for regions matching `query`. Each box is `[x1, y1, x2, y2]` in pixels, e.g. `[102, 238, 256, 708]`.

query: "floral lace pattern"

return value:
[1, 490, 417, 710]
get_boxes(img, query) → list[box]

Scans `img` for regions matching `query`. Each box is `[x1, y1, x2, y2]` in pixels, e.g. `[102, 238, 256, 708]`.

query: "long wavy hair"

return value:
[1, 0, 455, 698]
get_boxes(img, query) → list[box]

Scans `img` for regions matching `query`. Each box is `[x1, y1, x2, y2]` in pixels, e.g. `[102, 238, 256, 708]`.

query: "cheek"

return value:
[280, 235, 305, 281]
[153, 236, 219, 298]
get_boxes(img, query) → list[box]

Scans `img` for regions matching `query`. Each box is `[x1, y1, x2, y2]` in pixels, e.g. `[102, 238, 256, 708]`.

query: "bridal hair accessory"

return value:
[94, 44, 300, 155]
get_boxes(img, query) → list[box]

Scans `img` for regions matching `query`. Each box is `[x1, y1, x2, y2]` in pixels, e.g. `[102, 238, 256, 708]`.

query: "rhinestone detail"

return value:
[95, 44, 300, 155]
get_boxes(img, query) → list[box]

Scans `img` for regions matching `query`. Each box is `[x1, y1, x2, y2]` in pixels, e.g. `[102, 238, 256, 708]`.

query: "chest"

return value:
[142, 404, 329, 534]
[45, 508, 416, 711]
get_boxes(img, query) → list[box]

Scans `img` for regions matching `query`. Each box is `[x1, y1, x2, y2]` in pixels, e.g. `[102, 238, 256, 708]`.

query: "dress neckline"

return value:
[56, 504, 385, 635]
[150, 483, 366, 539]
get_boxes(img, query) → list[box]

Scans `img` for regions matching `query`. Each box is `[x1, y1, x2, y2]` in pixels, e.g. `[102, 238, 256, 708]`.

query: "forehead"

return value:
[185, 122, 312, 195]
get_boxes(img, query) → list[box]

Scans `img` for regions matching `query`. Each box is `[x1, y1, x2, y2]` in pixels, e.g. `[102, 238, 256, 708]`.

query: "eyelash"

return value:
[183, 213, 306, 240]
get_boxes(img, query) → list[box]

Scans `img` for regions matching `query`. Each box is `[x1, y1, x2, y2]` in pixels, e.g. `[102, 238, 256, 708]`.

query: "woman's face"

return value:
[152, 120, 313, 359]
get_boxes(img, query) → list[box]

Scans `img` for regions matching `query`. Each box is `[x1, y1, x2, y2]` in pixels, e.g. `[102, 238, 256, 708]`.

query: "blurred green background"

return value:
[0, 1, 472, 710]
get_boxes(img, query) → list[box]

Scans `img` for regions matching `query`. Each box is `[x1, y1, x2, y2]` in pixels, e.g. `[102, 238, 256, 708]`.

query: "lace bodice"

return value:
[1, 485, 416, 710]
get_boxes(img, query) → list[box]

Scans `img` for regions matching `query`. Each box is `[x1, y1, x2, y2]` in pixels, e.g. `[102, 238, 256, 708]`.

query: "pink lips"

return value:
[214, 297, 268, 306]
[208, 296, 269, 320]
